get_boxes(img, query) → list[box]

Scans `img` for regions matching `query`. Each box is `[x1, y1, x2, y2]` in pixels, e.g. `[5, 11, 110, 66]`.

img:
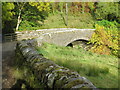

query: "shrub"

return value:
[19, 20, 40, 31]
[89, 24, 119, 56]
[96, 20, 118, 29]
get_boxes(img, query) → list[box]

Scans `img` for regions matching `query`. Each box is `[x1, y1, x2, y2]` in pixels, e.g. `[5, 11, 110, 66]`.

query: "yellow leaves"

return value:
[29, 2, 38, 6]
[2, 2, 14, 12]
[2, 2, 15, 21]
[46, 2, 50, 6]
[7, 3, 15, 10]
[91, 45, 111, 55]
[29, 2, 50, 12]
[89, 24, 119, 56]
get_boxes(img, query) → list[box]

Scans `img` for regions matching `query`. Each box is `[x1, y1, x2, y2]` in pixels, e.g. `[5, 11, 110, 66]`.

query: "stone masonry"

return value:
[15, 39, 97, 89]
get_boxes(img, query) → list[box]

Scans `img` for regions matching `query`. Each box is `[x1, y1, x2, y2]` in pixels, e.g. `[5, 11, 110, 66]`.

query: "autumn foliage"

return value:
[89, 24, 119, 56]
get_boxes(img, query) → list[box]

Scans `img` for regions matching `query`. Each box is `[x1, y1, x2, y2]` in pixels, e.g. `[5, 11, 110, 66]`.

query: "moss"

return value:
[29, 56, 42, 65]
[25, 73, 44, 88]
[55, 70, 79, 79]
[15, 52, 25, 67]
[15, 42, 97, 88]
[63, 79, 84, 88]
[33, 61, 54, 71]
[55, 80, 65, 88]
[54, 76, 68, 88]
[13, 64, 46, 88]
[81, 86, 92, 90]
[12, 68, 24, 79]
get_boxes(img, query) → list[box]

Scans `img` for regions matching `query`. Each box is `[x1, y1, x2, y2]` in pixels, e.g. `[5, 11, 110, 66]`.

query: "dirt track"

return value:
[2, 41, 17, 88]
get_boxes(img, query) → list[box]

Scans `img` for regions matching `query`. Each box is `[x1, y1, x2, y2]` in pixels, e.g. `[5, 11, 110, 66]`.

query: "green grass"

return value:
[40, 13, 95, 29]
[19, 13, 95, 31]
[37, 43, 118, 88]
[12, 65, 45, 88]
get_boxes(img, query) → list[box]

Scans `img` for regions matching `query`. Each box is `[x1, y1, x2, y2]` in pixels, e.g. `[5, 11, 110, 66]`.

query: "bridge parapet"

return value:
[15, 28, 81, 40]
[3, 28, 95, 44]
[36, 28, 95, 46]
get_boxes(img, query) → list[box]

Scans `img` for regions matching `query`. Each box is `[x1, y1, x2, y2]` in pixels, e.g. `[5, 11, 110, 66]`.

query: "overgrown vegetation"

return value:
[89, 24, 119, 57]
[37, 43, 118, 88]
[11, 50, 45, 89]
[2, 2, 119, 33]
[12, 65, 45, 88]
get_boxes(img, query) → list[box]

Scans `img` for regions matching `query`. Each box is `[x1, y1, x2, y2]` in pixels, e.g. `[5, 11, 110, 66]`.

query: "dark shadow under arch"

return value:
[67, 43, 73, 47]
[67, 39, 89, 47]
[66, 39, 92, 50]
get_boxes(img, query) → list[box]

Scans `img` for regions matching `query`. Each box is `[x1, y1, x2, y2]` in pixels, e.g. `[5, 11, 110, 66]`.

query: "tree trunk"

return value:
[59, 2, 63, 13]
[16, 9, 22, 31]
[65, 3, 68, 26]
[82, 2, 85, 14]
[15, 2, 26, 31]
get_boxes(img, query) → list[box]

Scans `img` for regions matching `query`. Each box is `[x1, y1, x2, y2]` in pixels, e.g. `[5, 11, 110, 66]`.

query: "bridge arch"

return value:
[64, 37, 89, 46]
[66, 39, 89, 47]
[37, 29, 95, 47]
[66, 38, 93, 51]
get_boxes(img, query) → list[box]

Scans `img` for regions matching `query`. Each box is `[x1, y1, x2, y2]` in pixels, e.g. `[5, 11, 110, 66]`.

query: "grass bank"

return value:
[40, 13, 95, 29]
[19, 13, 95, 31]
[37, 43, 118, 88]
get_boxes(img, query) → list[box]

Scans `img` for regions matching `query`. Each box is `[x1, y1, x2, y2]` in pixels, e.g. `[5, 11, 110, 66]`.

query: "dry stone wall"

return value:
[15, 39, 97, 89]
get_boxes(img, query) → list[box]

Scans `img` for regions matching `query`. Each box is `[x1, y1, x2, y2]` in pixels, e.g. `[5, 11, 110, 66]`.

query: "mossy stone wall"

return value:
[15, 40, 97, 89]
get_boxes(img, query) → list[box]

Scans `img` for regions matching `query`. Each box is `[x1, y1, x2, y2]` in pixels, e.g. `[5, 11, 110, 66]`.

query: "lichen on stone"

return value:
[47, 73, 58, 88]
[15, 40, 97, 89]
[63, 79, 84, 88]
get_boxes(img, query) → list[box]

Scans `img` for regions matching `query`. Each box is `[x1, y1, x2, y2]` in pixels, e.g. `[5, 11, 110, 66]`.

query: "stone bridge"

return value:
[14, 28, 95, 46]
[3, 28, 97, 89]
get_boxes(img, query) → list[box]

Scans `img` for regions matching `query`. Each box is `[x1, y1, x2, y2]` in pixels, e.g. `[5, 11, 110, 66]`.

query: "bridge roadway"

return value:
[1, 41, 16, 88]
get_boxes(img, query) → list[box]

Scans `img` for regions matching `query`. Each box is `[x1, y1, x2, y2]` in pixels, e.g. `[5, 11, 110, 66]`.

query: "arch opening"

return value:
[67, 43, 73, 47]
[67, 39, 92, 50]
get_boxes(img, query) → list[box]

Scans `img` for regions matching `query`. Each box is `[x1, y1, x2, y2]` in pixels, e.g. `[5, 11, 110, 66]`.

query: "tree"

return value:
[50, 2, 56, 14]
[2, 2, 15, 28]
[59, 2, 64, 13]
[87, 2, 95, 14]
[29, 2, 50, 12]
[65, 2, 68, 26]
[95, 2, 119, 22]
[81, 2, 85, 14]
[15, 2, 50, 31]
[15, 2, 26, 31]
